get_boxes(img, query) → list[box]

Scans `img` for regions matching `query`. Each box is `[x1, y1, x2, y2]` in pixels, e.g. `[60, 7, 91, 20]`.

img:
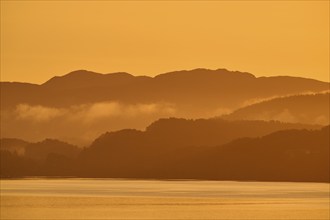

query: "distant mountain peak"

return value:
[106, 72, 134, 77]
[41, 138, 67, 144]
[65, 70, 101, 77]
[42, 70, 102, 86]
[155, 68, 256, 80]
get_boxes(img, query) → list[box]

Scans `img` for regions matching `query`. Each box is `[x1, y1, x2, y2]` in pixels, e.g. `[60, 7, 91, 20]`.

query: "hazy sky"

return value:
[1, 1, 329, 84]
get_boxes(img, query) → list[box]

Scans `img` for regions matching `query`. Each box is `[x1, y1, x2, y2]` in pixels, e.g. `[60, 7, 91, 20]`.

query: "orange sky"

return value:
[1, 1, 329, 84]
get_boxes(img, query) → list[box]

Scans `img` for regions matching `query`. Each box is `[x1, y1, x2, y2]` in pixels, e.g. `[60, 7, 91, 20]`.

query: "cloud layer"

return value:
[15, 102, 176, 124]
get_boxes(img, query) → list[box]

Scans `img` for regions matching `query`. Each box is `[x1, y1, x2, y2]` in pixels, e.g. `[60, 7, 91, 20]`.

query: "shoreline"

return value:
[1, 176, 329, 184]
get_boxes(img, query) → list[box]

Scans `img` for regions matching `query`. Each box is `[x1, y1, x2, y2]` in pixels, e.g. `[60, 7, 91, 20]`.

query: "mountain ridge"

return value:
[1, 68, 329, 144]
[2, 123, 328, 182]
[224, 93, 330, 125]
[2, 68, 328, 85]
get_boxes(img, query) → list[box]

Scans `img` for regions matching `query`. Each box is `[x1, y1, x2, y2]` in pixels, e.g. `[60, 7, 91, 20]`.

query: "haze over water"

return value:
[1, 179, 329, 219]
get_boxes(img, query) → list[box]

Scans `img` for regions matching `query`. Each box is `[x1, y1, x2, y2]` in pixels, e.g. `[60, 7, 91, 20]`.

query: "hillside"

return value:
[0, 138, 30, 155]
[2, 69, 328, 111]
[224, 93, 330, 125]
[1, 121, 327, 182]
[74, 119, 326, 182]
[1, 68, 329, 144]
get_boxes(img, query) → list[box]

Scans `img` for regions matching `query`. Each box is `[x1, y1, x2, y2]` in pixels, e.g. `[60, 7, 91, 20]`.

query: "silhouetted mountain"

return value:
[4, 68, 326, 110]
[75, 118, 321, 178]
[76, 125, 329, 182]
[1, 120, 328, 182]
[224, 93, 330, 125]
[0, 138, 30, 155]
[2, 68, 328, 113]
[1, 68, 328, 144]
[144, 118, 320, 147]
[192, 125, 330, 182]
[42, 70, 136, 90]
[0, 82, 39, 108]
[0, 151, 38, 178]
[24, 139, 80, 160]
[0, 138, 80, 177]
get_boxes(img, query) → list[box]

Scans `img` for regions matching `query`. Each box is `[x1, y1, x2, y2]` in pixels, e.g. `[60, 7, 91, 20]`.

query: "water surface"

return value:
[1, 179, 329, 219]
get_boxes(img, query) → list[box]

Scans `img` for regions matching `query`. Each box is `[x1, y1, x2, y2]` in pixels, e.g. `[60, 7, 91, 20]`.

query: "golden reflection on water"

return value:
[1, 179, 329, 219]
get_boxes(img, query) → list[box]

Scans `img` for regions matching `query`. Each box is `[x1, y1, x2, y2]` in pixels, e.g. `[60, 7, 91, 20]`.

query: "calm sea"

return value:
[0, 179, 329, 219]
